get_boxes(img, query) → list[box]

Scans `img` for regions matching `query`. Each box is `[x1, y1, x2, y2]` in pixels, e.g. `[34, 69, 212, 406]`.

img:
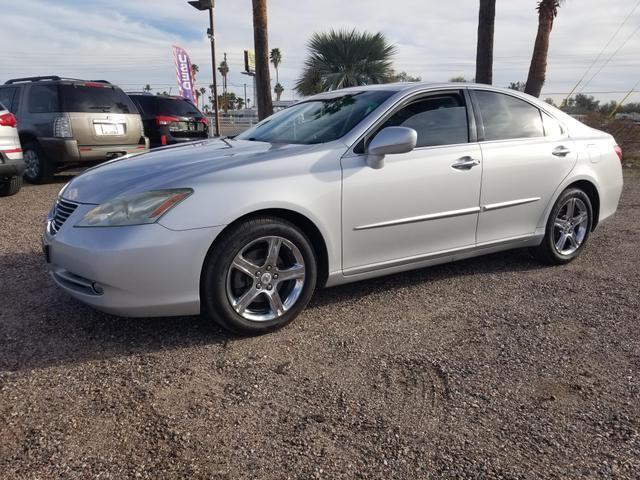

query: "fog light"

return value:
[92, 282, 104, 295]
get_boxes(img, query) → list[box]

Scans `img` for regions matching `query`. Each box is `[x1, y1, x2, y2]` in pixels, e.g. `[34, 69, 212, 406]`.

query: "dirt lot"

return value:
[1, 171, 639, 479]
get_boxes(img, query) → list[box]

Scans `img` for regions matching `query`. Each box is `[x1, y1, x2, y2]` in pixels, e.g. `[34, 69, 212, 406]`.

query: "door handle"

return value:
[552, 146, 572, 157]
[451, 156, 481, 170]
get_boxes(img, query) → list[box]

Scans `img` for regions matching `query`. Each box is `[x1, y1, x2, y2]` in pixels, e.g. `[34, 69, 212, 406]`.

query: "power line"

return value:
[579, 22, 640, 93]
[562, 0, 640, 104]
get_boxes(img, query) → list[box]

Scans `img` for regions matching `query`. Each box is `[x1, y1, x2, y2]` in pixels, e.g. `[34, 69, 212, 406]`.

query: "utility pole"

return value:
[188, 0, 220, 136]
[252, 0, 273, 120]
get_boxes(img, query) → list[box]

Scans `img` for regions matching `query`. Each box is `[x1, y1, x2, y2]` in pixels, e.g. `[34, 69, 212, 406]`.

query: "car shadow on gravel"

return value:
[0, 248, 545, 373]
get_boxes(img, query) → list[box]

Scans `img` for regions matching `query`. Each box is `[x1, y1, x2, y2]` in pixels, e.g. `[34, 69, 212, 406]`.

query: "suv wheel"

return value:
[201, 216, 317, 335]
[0, 175, 23, 197]
[23, 142, 54, 184]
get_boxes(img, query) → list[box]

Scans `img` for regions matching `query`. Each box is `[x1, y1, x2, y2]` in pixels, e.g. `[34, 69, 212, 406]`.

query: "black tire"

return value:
[201, 216, 318, 335]
[0, 175, 23, 196]
[530, 188, 593, 265]
[23, 141, 55, 184]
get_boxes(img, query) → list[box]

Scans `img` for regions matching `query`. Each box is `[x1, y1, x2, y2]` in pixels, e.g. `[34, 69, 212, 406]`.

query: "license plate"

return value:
[95, 123, 124, 136]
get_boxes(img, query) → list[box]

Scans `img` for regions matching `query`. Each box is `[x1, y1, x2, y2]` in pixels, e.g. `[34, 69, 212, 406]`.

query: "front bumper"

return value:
[39, 137, 150, 164]
[43, 209, 224, 317]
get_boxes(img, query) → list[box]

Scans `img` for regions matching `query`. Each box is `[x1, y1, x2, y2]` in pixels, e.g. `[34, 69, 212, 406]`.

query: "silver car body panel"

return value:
[43, 83, 624, 317]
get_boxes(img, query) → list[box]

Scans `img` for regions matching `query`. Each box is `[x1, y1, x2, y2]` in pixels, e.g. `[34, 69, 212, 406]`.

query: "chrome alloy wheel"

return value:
[553, 197, 589, 256]
[225, 236, 306, 322]
[24, 149, 40, 179]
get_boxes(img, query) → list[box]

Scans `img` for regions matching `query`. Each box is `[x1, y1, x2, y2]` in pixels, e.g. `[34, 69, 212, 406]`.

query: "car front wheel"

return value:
[201, 216, 317, 334]
[531, 187, 593, 265]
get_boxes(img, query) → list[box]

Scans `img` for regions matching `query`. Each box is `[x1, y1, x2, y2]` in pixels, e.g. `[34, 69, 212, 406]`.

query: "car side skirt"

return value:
[325, 232, 544, 287]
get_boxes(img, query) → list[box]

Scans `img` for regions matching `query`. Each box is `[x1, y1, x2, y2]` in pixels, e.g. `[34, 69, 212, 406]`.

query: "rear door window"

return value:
[474, 90, 544, 141]
[28, 84, 60, 113]
[59, 85, 137, 114]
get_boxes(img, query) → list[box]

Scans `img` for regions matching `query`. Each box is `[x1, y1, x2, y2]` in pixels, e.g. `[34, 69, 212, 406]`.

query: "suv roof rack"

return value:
[4, 76, 112, 85]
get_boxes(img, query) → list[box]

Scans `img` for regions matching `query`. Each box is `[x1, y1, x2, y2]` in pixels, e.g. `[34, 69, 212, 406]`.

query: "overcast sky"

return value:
[3, 0, 639, 104]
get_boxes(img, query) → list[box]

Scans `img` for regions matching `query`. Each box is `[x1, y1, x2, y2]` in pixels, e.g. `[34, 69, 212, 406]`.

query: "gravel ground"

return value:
[1, 171, 639, 479]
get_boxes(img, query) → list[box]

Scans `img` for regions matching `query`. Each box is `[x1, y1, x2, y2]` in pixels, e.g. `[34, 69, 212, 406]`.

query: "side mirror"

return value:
[366, 126, 417, 169]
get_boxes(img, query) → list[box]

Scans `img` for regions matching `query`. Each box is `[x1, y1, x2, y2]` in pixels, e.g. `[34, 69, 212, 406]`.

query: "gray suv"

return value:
[0, 76, 149, 183]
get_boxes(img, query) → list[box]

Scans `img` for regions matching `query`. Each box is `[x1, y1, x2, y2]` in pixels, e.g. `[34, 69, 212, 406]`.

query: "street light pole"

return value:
[207, 7, 221, 137]
[188, 0, 220, 137]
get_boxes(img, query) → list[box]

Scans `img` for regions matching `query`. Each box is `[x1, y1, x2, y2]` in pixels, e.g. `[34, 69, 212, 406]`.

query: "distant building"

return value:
[615, 112, 640, 122]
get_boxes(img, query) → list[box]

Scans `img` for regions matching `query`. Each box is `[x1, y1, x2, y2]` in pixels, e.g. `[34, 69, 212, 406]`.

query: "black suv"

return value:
[128, 93, 209, 148]
[0, 76, 148, 183]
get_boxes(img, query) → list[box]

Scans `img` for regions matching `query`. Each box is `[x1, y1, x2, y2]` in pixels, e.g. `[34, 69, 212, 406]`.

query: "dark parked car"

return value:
[0, 76, 149, 183]
[128, 93, 209, 148]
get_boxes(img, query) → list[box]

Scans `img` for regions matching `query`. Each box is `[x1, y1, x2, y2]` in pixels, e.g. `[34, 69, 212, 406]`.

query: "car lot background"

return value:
[0, 167, 638, 478]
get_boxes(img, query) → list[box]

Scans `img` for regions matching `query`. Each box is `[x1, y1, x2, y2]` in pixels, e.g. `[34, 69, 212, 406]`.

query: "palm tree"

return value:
[295, 29, 396, 96]
[252, 0, 274, 120]
[143, 84, 152, 93]
[218, 54, 230, 113]
[270, 48, 282, 84]
[525, 0, 565, 97]
[191, 63, 199, 78]
[274, 83, 284, 101]
[475, 0, 496, 84]
[199, 87, 207, 110]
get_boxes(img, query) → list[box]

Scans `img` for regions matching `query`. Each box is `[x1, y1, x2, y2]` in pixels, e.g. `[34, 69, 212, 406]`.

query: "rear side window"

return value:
[379, 93, 469, 148]
[156, 98, 201, 116]
[131, 96, 157, 115]
[542, 112, 564, 137]
[474, 90, 543, 141]
[0, 87, 18, 114]
[59, 85, 137, 114]
[28, 84, 60, 113]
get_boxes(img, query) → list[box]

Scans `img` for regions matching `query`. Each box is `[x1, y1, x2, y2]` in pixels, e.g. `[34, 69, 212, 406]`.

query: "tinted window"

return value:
[236, 90, 393, 145]
[475, 91, 543, 141]
[379, 94, 468, 147]
[542, 112, 564, 137]
[156, 98, 201, 116]
[130, 95, 157, 115]
[0, 87, 17, 113]
[28, 84, 60, 113]
[59, 85, 137, 114]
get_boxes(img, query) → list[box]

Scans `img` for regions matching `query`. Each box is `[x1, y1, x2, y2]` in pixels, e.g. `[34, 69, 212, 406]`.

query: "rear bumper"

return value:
[150, 131, 208, 148]
[39, 137, 150, 164]
[0, 151, 25, 177]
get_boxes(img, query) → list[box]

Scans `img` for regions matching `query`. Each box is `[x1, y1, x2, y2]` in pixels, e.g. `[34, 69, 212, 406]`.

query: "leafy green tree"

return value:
[143, 84, 152, 92]
[449, 76, 470, 83]
[389, 71, 421, 82]
[295, 29, 396, 96]
[508, 81, 526, 91]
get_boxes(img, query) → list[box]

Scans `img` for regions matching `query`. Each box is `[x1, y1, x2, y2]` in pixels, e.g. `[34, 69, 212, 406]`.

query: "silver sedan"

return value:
[43, 83, 624, 334]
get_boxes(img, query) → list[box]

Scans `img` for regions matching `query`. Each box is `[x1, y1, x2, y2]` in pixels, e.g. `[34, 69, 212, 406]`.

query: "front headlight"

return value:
[75, 189, 193, 227]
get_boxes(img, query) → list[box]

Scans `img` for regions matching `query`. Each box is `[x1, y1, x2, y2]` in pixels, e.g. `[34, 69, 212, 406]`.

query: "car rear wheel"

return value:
[201, 216, 317, 335]
[531, 188, 593, 265]
[0, 175, 23, 196]
[23, 142, 54, 184]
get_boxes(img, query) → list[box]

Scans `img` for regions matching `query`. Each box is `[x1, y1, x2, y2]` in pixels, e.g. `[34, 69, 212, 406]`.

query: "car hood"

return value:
[60, 138, 325, 204]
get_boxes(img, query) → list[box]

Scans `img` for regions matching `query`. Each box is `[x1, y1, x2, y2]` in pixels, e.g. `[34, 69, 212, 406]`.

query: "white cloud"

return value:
[3, 0, 639, 103]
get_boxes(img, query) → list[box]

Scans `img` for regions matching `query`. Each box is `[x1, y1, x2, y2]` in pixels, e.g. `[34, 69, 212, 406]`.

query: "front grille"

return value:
[49, 198, 79, 235]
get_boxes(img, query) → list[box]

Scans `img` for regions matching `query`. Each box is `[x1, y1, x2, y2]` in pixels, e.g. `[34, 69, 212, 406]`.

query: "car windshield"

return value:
[236, 90, 394, 144]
